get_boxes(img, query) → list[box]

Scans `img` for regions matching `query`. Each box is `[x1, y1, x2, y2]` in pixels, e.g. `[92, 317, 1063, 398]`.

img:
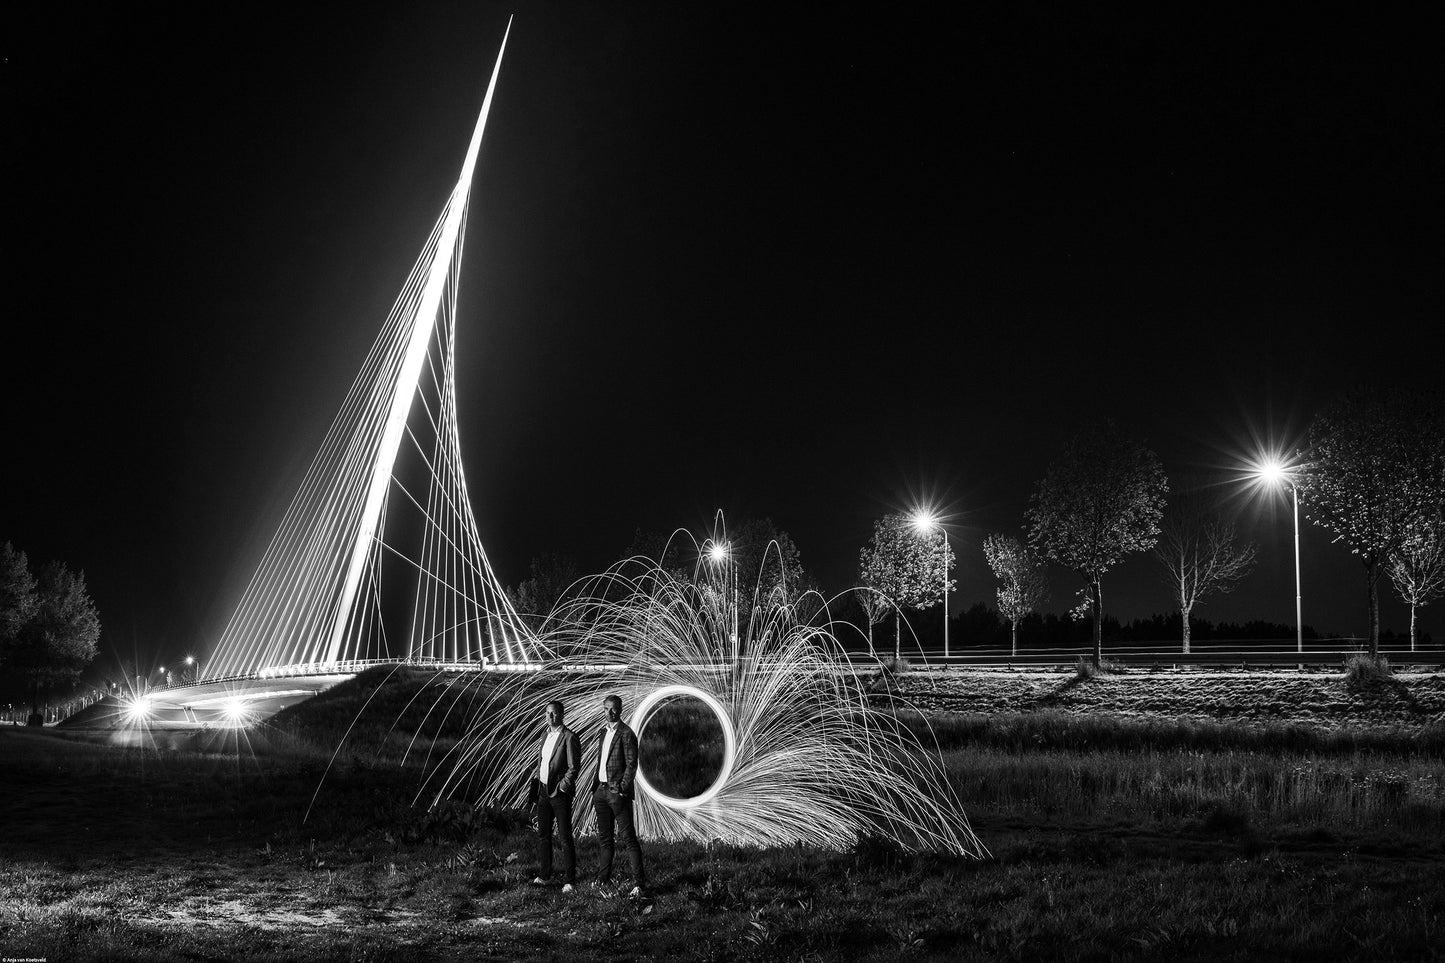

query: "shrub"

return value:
[850, 832, 907, 871]
[880, 656, 912, 675]
[1345, 652, 1392, 684]
[1072, 655, 1128, 681]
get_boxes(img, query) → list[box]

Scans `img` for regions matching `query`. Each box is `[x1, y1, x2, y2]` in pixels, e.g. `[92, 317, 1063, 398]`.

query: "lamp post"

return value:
[1257, 459, 1303, 655]
[184, 655, 197, 684]
[910, 511, 951, 659]
[706, 540, 738, 660]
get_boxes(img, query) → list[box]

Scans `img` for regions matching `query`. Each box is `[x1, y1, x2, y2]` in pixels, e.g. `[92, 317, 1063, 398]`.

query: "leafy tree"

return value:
[1026, 421, 1169, 665]
[0, 542, 37, 659]
[508, 553, 580, 622]
[10, 561, 101, 724]
[982, 534, 1049, 657]
[859, 514, 954, 659]
[1152, 486, 1257, 654]
[1386, 512, 1445, 652]
[717, 517, 810, 612]
[1298, 386, 1445, 658]
[624, 527, 694, 580]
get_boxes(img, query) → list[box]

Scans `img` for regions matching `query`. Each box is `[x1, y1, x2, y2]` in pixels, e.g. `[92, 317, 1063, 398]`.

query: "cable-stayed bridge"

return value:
[200, 23, 535, 684]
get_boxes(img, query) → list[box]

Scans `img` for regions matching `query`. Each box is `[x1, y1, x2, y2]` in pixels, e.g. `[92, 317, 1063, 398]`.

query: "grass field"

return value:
[2, 667, 1443, 961]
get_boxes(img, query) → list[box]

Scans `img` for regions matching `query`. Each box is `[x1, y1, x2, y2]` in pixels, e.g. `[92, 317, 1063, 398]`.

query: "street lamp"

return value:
[1255, 457, 1303, 655]
[705, 539, 740, 667]
[184, 655, 196, 684]
[910, 511, 952, 658]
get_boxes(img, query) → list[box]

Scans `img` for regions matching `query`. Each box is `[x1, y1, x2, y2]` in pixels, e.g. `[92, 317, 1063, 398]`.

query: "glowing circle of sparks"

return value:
[631, 684, 737, 810]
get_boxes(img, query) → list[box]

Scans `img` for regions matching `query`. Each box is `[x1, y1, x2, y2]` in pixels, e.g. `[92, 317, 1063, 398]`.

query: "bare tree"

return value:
[1027, 421, 1169, 666]
[855, 586, 889, 658]
[1153, 488, 1257, 653]
[1386, 513, 1445, 651]
[1298, 385, 1445, 658]
[982, 534, 1049, 657]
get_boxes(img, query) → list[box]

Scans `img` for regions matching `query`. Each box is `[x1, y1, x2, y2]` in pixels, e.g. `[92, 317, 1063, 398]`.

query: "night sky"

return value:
[3, 3, 1440, 677]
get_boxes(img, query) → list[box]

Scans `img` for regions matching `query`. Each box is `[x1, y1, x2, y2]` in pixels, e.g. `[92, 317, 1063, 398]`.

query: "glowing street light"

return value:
[910, 510, 952, 659]
[222, 698, 250, 727]
[706, 540, 739, 652]
[184, 655, 197, 683]
[1253, 456, 1303, 654]
[123, 696, 152, 725]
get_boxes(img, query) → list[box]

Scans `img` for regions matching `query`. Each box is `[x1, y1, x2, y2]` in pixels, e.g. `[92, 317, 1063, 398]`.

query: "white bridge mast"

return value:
[323, 20, 511, 665]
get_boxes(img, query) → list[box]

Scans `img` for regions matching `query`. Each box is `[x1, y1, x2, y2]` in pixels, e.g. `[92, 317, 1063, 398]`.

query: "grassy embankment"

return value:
[1, 665, 1443, 961]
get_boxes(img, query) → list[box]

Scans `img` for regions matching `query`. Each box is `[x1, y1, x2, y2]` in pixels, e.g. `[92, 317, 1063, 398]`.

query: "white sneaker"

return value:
[627, 885, 648, 899]
[561, 883, 575, 894]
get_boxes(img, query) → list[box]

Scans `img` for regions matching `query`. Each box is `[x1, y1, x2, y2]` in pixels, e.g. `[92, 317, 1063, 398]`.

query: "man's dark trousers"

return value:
[536, 779, 576, 883]
[592, 784, 646, 885]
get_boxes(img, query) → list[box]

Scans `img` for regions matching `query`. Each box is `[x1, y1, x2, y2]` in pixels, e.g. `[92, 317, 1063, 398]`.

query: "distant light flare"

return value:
[222, 698, 253, 727]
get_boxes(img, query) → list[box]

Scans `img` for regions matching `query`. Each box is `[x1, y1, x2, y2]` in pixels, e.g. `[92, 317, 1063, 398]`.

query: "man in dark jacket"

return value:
[528, 700, 582, 891]
[590, 693, 648, 897]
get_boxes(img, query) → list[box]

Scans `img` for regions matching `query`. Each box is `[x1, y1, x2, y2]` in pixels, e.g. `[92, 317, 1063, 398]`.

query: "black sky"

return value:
[3, 2, 1441, 675]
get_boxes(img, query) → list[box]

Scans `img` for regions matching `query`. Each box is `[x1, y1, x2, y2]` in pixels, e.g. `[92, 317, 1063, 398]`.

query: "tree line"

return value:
[857, 384, 1445, 665]
[503, 386, 1443, 668]
[950, 605, 1343, 651]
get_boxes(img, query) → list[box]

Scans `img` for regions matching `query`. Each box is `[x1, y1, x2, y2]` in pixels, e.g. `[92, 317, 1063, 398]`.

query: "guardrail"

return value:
[877, 641, 1445, 670]
[144, 643, 1443, 692]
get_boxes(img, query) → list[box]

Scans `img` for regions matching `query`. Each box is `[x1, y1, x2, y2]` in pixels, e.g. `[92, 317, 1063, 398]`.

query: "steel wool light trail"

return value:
[426, 534, 987, 856]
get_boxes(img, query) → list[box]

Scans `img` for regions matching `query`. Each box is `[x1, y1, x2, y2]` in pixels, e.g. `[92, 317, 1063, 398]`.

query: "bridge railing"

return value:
[168, 655, 543, 690]
[870, 639, 1444, 670]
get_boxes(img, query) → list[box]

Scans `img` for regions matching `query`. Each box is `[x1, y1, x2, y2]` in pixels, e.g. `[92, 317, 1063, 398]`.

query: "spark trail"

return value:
[424, 525, 987, 856]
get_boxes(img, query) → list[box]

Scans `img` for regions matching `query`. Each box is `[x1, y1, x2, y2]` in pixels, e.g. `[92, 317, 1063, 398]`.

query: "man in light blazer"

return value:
[590, 693, 648, 898]
[528, 700, 582, 891]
